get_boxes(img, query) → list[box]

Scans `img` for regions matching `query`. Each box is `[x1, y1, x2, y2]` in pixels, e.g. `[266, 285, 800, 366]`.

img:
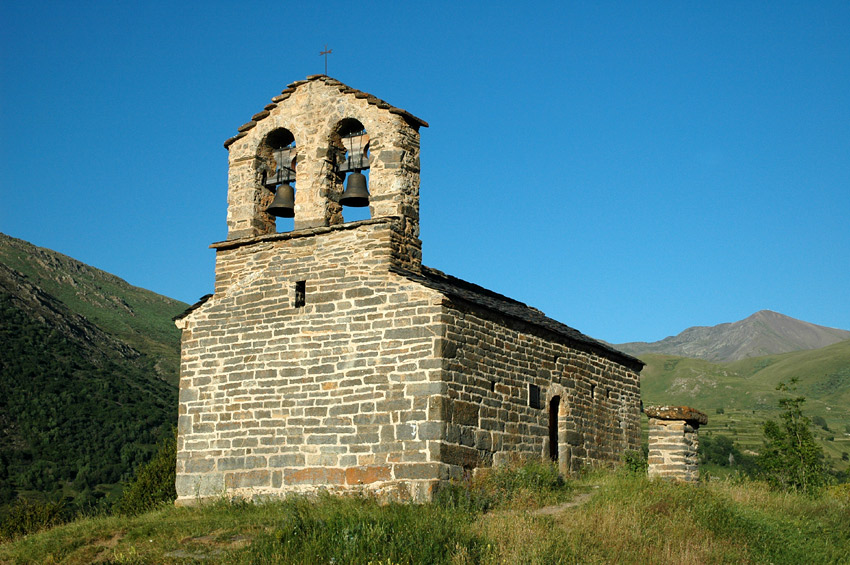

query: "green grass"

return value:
[2, 466, 848, 564]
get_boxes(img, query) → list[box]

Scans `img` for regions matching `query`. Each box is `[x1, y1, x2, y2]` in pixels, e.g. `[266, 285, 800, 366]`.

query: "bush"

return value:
[433, 478, 494, 513]
[622, 449, 648, 475]
[699, 434, 755, 473]
[0, 497, 66, 541]
[115, 428, 176, 515]
[813, 415, 830, 431]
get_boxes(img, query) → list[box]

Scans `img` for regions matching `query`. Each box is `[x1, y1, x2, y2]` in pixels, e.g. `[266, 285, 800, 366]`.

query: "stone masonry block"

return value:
[452, 400, 479, 427]
[394, 463, 448, 480]
[440, 443, 479, 469]
[225, 470, 271, 489]
[345, 465, 392, 485]
[285, 467, 345, 486]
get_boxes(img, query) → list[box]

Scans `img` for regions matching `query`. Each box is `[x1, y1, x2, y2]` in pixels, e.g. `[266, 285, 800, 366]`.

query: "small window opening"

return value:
[490, 380, 496, 393]
[528, 384, 541, 409]
[549, 396, 561, 461]
[294, 280, 306, 308]
[590, 384, 597, 399]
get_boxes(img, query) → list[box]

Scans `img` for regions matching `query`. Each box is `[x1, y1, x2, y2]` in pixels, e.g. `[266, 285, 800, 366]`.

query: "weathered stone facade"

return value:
[174, 76, 643, 504]
[646, 405, 708, 483]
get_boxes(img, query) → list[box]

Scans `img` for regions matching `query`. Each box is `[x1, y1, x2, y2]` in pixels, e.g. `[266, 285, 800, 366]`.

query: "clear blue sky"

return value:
[1, 1, 848, 343]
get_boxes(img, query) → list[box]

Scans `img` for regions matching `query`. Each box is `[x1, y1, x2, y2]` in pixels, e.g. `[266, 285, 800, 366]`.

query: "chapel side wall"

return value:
[175, 222, 446, 504]
[437, 301, 641, 475]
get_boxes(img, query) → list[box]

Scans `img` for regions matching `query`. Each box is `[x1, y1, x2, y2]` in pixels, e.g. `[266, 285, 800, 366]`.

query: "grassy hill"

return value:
[1, 468, 848, 564]
[640, 339, 850, 470]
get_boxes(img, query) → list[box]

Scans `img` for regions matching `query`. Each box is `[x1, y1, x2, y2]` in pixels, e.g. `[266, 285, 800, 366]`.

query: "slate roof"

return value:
[391, 264, 645, 372]
[223, 75, 429, 149]
[173, 293, 212, 322]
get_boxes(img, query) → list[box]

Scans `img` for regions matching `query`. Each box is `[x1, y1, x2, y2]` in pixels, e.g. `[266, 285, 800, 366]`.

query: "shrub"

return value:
[0, 497, 66, 541]
[115, 428, 176, 515]
[479, 459, 570, 508]
[433, 478, 494, 513]
[622, 449, 648, 475]
[813, 415, 830, 431]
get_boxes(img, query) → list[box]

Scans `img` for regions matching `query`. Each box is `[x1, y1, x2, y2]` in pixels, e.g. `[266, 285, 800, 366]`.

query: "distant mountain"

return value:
[617, 310, 850, 362]
[0, 233, 187, 511]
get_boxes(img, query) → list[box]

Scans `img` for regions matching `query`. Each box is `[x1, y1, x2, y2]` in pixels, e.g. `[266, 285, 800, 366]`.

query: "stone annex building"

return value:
[174, 75, 644, 504]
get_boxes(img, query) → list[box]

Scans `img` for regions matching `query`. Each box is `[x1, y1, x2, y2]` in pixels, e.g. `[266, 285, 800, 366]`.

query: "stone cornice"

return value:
[223, 75, 429, 149]
[210, 216, 399, 251]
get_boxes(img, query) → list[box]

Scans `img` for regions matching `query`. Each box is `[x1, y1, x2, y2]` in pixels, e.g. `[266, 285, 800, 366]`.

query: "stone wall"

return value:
[175, 220, 447, 504]
[646, 405, 707, 483]
[437, 299, 642, 476]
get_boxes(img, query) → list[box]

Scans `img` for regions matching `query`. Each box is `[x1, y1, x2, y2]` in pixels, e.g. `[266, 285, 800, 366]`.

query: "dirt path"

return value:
[532, 486, 599, 516]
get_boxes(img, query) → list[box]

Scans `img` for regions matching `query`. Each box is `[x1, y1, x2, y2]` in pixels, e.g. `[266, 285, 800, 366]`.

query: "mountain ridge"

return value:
[616, 310, 850, 362]
[0, 232, 187, 383]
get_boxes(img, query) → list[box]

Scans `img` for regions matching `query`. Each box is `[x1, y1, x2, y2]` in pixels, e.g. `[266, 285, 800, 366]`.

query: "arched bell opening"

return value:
[260, 128, 297, 232]
[332, 118, 371, 223]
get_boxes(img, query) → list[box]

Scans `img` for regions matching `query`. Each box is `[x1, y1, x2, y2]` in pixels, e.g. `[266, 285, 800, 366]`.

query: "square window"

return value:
[529, 383, 541, 409]
[294, 280, 306, 308]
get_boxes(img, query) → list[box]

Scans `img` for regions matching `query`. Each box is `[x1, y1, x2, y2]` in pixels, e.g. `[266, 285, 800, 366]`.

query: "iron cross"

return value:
[320, 45, 332, 75]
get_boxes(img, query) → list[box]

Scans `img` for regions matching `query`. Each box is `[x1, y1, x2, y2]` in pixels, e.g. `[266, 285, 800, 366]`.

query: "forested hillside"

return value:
[0, 234, 187, 515]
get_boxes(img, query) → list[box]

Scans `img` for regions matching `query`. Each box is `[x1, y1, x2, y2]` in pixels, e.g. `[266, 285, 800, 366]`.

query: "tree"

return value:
[757, 379, 827, 494]
[115, 428, 177, 515]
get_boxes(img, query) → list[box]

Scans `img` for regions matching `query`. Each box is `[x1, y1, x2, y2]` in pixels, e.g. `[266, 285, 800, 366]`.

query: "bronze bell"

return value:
[267, 184, 295, 218]
[340, 172, 369, 207]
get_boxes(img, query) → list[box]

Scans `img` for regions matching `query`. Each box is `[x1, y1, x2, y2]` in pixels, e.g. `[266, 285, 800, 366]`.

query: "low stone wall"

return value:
[646, 405, 707, 483]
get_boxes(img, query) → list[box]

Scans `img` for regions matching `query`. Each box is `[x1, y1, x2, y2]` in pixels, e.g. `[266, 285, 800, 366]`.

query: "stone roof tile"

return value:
[224, 75, 428, 148]
[173, 294, 213, 322]
[645, 406, 708, 425]
[391, 264, 645, 372]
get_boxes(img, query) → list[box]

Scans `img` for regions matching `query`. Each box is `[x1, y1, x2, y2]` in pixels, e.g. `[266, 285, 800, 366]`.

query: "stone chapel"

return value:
[174, 75, 644, 504]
